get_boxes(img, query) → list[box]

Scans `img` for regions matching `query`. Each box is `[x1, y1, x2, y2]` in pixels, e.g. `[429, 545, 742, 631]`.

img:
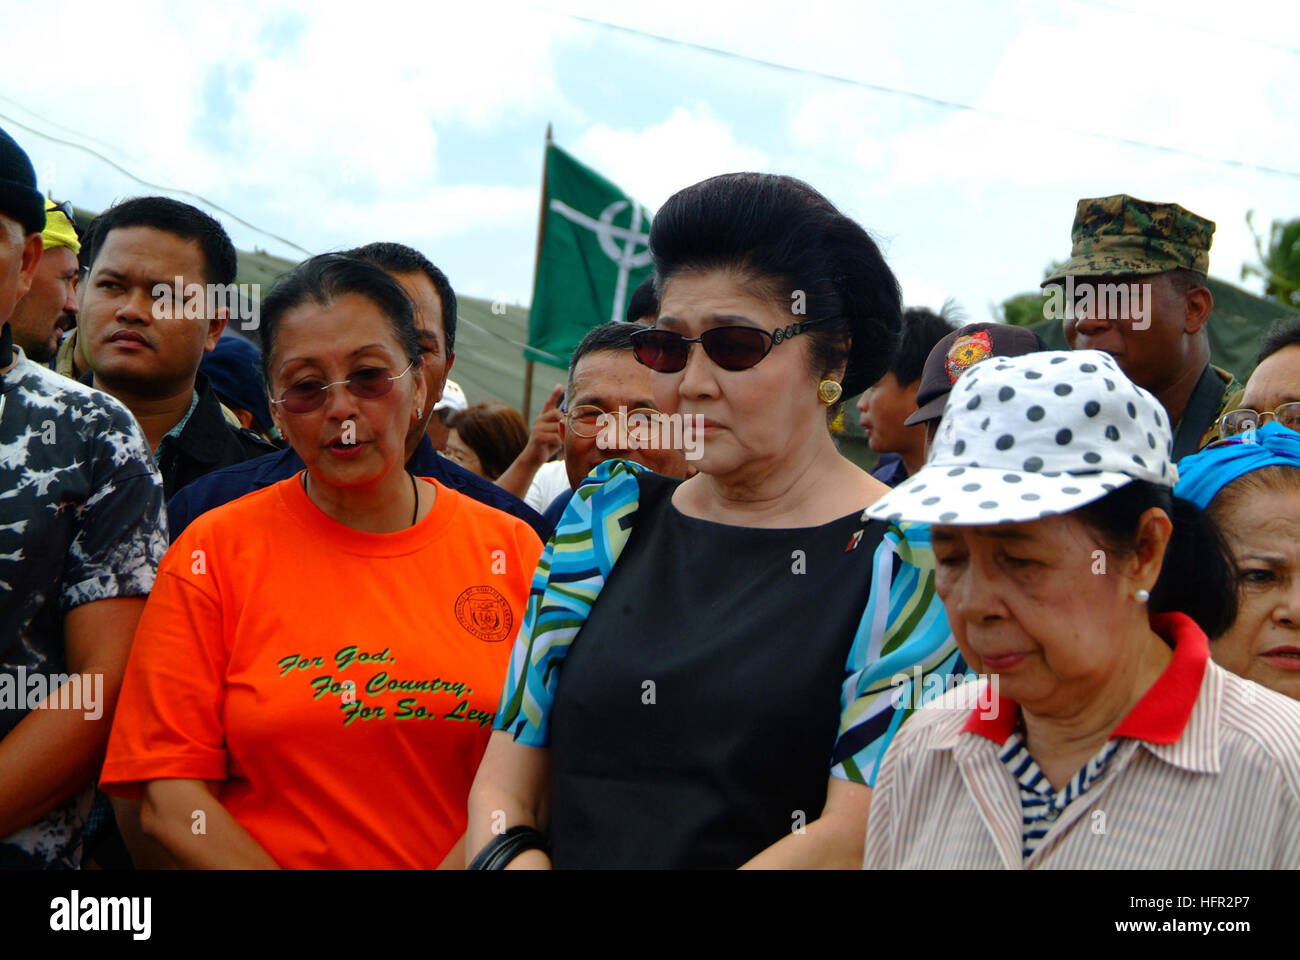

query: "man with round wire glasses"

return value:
[536, 321, 692, 537]
[1219, 317, 1300, 439]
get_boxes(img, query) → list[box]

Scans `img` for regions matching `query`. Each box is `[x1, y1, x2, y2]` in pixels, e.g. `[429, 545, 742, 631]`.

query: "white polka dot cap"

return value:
[865, 349, 1178, 526]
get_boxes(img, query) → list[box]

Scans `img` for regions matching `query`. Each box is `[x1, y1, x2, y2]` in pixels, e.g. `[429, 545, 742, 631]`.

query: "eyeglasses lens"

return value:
[632, 327, 771, 373]
[632, 331, 687, 373]
[567, 405, 605, 438]
[280, 367, 400, 414]
[699, 327, 768, 370]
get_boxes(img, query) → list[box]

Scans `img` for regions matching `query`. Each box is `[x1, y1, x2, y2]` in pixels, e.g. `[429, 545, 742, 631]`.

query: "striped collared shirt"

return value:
[864, 612, 1300, 869]
[1001, 728, 1121, 859]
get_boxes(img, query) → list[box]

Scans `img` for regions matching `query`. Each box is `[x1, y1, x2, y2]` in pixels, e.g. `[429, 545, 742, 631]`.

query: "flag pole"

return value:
[523, 123, 553, 422]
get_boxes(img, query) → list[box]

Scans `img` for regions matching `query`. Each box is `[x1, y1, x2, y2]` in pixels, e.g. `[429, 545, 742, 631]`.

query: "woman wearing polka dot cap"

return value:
[862, 349, 1300, 869]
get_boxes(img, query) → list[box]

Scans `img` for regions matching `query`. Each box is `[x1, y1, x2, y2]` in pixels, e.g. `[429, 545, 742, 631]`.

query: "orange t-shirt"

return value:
[101, 474, 543, 869]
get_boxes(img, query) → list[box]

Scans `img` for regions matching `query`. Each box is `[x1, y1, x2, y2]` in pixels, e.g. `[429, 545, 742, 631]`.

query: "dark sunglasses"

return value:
[630, 317, 829, 373]
[271, 361, 415, 414]
[46, 198, 76, 222]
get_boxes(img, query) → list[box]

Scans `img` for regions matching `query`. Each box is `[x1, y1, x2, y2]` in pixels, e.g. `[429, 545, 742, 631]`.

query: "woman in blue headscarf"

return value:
[1176, 422, 1300, 700]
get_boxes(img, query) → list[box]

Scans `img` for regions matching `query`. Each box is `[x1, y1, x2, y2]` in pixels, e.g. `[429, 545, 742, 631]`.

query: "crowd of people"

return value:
[1, 122, 1298, 871]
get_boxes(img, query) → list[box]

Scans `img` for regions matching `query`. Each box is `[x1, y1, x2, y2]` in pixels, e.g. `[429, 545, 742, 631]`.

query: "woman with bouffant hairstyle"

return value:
[467, 173, 961, 869]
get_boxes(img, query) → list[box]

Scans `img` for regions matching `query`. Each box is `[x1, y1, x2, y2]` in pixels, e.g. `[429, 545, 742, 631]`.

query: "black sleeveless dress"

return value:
[547, 472, 887, 868]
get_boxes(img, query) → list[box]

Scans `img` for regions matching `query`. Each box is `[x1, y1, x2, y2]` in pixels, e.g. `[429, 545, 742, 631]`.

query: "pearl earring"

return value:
[1135, 589, 1150, 603]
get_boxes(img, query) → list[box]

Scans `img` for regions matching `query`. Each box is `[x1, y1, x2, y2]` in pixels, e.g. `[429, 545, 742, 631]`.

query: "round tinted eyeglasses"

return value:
[566, 404, 660, 438]
[1217, 403, 1300, 438]
[630, 317, 829, 373]
[271, 361, 415, 414]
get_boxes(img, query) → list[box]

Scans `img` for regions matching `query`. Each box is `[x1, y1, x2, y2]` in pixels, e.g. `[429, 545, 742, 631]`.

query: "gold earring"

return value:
[818, 380, 843, 406]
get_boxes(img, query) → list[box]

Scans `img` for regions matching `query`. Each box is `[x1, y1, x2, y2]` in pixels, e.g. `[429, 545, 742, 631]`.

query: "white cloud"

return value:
[2, 0, 1298, 319]
[316, 183, 539, 249]
[0, 0, 578, 258]
[571, 104, 771, 209]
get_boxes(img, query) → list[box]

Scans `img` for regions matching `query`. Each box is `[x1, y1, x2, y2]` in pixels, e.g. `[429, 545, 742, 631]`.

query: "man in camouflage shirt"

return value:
[0, 126, 166, 868]
[1045, 194, 1241, 459]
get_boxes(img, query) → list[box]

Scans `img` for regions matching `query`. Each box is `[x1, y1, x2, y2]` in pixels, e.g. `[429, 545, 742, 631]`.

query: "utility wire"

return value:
[554, 9, 1300, 181]
[0, 110, 315, 257]
[1, 105, 555, 357]
[0, 93, 148, 163]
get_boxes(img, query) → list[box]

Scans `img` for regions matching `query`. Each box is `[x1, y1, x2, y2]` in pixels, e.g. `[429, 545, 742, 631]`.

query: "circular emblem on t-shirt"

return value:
[454, 585, 513, 642]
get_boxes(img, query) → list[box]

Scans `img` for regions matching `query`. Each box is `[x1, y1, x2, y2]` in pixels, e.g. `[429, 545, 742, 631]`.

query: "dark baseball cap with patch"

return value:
[904, 322, 1046, 427]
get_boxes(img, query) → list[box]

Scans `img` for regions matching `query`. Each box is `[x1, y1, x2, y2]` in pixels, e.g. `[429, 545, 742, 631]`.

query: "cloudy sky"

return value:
[4, 0, 1299, 322]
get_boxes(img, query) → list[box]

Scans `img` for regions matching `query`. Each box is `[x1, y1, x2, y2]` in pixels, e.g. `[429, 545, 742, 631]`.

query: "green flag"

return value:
[526, 143, 653, 369]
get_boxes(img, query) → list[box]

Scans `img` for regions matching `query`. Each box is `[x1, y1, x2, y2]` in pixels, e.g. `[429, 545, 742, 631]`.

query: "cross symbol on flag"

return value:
[548, 198, 652, 325]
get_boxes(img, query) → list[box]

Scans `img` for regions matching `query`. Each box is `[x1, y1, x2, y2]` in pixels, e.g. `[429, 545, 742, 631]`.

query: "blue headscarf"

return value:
[1174, 421, 1300, 509]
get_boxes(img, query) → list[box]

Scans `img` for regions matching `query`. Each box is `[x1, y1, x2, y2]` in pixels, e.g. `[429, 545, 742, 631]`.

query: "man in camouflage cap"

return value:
[1044, 193, 1240, 459]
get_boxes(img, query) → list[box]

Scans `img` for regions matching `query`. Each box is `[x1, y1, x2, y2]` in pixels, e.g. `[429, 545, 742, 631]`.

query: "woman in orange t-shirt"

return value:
[101, 254, 542, 869]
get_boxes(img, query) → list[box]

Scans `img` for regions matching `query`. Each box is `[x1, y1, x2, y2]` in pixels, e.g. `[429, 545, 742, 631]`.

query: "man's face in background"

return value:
[562, 349, 688, 489]
[8, 245, 78, 362]
[389, 269, 452, 457]
[0, 214, 43, 333]
[78, 226, 224, 396]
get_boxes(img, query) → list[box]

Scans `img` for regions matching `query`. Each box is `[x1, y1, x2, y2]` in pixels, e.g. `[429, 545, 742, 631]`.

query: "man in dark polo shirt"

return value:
[75, 196, 274, 498]
[1048, 194, 1242, 460]
[166, 242, 546, 540]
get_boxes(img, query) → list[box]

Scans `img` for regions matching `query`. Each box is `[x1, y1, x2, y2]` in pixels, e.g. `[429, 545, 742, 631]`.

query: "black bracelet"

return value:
[467, 826, 549, 870]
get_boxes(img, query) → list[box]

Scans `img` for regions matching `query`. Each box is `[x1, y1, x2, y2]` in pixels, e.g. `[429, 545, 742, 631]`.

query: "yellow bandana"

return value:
[42, 201, 80, 254]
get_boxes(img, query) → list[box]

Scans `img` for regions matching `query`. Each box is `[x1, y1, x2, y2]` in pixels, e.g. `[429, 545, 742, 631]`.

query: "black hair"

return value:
[648, 172, 902, 402]
[1165, 267, 1209, 299]
[259, 253, 420, 385]
[83, 196, 236, 286]
[890, 306, 959, 386]
[342, 241, 458, 354]
[626, 276, 658, 323]
[1257, 316, 1300, 365]
[1074, 480, 1238, 639]
[566, 321, 649, 401]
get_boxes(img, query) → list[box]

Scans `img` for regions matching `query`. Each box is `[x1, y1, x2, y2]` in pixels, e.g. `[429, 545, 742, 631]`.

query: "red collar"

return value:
[963, 611, 1210, 745]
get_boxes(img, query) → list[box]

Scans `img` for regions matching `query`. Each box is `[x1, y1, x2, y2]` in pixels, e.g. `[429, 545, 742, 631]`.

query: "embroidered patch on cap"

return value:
[945, 331, 994, 384]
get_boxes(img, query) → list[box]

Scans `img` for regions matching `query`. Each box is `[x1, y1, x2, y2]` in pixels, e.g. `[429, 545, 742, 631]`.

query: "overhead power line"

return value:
[0, 110, 314, 257]
[0, 105, 557, 358]
[555, 9, 1300, 182]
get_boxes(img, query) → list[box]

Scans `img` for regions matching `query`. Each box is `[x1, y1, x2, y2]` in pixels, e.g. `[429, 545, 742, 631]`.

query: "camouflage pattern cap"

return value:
[1042, 194, 1215, 285]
